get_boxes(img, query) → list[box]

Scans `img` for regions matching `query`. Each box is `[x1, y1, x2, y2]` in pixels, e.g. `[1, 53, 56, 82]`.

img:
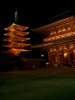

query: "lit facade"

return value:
[32, 16, 75, 67]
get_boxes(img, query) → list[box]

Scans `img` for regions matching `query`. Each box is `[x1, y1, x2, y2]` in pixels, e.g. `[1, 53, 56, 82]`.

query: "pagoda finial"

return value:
[15, 8, 18, 23]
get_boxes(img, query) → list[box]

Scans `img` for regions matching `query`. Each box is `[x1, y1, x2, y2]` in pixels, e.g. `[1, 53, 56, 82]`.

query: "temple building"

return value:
[32, 16, 75, 67]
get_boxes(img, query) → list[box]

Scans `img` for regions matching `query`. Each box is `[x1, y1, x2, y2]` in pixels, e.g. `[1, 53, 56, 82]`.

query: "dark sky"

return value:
[0, 0, 74, 29]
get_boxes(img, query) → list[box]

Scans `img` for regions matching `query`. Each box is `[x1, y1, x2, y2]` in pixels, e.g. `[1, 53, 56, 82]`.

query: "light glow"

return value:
[64, 52, 68, 58]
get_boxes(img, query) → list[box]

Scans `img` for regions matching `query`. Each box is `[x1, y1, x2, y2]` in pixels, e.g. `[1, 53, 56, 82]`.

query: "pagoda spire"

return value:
[15, 8, 18, 23]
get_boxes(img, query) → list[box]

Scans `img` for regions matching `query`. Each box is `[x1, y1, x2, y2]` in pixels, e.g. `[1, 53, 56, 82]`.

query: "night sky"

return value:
[0, 0, 74, 29]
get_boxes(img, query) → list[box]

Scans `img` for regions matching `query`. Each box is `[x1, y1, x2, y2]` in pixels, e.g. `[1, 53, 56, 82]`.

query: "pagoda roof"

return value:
[3, 37, 30, 42]
[2, 48, 31, 56]
[3, 43, 31, 48]
[4, 23, 29, 31]
[4, 31, 29, 36]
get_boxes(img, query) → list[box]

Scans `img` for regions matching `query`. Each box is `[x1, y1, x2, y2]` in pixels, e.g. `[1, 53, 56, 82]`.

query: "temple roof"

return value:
[32, 16, 75, 35]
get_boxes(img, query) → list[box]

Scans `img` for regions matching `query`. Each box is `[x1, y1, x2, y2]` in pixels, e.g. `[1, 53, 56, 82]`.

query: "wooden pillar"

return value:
[73, 50, 75, 64]
[59, 53, 64, 66]
[55, 53, 61, 67]
[67, 50, 71, 66]
[48, 51, 51, 63]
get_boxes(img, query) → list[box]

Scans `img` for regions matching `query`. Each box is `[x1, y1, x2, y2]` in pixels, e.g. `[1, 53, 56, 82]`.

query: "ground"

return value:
[0, 67, 75, 100]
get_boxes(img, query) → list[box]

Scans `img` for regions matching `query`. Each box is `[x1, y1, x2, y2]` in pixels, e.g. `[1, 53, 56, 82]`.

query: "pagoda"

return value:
[2, 9, 31, 56]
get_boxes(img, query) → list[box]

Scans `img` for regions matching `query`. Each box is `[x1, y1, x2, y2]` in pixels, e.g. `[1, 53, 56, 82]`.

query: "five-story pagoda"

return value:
[2, 9, 31, 56]
[3, 23, 31, 56]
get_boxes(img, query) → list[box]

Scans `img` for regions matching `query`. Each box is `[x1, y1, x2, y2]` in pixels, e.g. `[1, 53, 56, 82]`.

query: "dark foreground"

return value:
[0, 67, 75, 100]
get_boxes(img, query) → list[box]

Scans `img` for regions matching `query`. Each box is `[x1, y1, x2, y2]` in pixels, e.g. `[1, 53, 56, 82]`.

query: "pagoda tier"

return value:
[2, 48, 31, 56]
[4, 23, 29, 31]
[3, 43, 31, 49]
[3, 37, 30, 42]
[4, 31, 29, 37]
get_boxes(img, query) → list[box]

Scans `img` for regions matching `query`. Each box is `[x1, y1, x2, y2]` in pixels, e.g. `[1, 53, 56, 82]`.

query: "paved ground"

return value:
[0, 67, 75, 100]
[0, 67, 75, 77]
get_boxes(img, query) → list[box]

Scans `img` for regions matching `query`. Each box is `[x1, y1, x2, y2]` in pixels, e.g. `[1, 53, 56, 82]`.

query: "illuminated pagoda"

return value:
[3, 23, 31, 56]
[2, 9, 31, 56]
[32, 16, 75, 67]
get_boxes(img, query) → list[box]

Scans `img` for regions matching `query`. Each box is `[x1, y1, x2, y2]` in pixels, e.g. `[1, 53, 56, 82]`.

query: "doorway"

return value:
[70, 53, 74, 65]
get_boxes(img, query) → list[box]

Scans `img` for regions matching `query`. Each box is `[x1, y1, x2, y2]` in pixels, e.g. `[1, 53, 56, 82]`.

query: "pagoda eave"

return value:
[4, 23, 29, 31]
